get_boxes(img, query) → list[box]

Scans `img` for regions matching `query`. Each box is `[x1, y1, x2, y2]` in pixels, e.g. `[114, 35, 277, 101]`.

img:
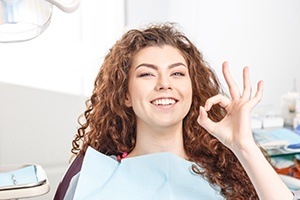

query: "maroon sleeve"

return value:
[53, 155, 84, 200]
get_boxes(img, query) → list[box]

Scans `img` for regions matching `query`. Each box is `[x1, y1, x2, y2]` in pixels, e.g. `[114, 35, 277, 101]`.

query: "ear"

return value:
[124, 93, 132, 107]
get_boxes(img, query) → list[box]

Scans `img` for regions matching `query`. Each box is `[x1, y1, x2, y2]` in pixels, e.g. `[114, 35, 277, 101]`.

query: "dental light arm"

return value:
[46, 0, 80, 13]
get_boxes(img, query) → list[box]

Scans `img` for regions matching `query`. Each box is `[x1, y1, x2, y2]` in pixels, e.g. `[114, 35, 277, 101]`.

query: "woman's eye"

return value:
[138, 72, 153, 77]
[172, 72, 185, 76]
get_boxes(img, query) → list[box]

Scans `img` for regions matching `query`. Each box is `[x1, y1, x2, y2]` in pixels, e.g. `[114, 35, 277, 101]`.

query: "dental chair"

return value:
[0, 164, 50, 199]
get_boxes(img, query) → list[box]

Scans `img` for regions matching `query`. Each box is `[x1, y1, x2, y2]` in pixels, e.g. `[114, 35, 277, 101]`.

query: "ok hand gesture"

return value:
[197, 61, 264, 152]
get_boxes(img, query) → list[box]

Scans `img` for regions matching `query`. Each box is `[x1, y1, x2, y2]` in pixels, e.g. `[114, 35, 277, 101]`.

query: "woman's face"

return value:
[125, 45, 193, 129]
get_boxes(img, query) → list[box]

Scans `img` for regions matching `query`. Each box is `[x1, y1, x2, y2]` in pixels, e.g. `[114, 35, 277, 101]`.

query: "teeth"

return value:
[152, 98, 176, 106]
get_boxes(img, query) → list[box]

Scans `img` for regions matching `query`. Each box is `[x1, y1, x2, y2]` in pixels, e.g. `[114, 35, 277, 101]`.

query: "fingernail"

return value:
[200, 106, 205, 117]
[204, 103, 209, 111]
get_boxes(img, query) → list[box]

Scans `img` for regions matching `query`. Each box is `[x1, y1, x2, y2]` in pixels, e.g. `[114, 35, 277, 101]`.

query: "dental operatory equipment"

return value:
[0, 164, 50, 199]
[0, 0, 80, 42]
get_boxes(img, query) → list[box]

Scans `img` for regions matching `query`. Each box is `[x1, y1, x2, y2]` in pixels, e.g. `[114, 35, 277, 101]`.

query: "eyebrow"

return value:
[134, 62, 187, 70]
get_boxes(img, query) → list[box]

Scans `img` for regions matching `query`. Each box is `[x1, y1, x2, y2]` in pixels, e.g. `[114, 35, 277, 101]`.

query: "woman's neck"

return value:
[127, 123, 188, 160]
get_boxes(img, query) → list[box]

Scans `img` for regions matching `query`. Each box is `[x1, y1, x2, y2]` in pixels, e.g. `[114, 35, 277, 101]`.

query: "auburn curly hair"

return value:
[71, 23, 258, 199]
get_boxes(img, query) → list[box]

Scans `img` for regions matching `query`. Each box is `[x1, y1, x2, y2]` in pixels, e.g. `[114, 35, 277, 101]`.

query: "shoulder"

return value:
[53, 154, 84, 200]
[53, 152, 118, 200]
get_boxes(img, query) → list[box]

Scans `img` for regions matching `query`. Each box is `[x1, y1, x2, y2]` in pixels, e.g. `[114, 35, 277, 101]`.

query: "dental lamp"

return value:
[0, 0, 80, 43]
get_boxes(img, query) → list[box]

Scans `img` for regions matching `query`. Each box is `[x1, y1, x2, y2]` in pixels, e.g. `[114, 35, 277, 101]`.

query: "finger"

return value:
[205, 94, 231, 110]
[247, 80, 264, 108]
[222, 61, 240, 100]
[241, 66, 252, 100]
[197, 106, 216, 134]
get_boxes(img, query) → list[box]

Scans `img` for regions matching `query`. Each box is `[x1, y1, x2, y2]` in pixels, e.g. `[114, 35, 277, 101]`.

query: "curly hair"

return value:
[71, 23, 258, 199]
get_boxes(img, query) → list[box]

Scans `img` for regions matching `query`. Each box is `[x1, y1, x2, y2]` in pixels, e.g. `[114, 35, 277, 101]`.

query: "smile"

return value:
[151, 98, 177, 106]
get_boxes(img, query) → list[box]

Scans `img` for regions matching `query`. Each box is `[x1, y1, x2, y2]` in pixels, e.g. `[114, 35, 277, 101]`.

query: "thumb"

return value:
[197, 106, 216, 134]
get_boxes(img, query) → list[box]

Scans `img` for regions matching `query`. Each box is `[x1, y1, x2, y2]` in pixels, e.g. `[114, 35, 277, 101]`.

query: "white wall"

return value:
[0, 0, 125, 97]
[0, 1, 125, 199]
[0, 82, 86, 199]
[126, 0, 300, 114]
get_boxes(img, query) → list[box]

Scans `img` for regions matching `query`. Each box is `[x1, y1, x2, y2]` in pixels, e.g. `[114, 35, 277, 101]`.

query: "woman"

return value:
[55, 23, 293, 199]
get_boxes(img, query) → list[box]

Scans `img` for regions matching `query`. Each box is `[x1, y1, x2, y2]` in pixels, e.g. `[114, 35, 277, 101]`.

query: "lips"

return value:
[151, 98, 178, 106]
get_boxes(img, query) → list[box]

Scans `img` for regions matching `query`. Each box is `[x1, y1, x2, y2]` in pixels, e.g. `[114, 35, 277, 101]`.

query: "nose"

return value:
[155, 75, 172, 91]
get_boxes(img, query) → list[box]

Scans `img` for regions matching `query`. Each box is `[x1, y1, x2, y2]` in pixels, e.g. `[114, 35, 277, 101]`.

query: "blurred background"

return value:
[0, 0, 300, 199]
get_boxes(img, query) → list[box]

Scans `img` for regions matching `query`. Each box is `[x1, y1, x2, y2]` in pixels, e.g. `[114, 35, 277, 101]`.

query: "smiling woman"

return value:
[124, 46, 193, 159]
[54, 23, 294, 200]
[125, 46, 192, 135]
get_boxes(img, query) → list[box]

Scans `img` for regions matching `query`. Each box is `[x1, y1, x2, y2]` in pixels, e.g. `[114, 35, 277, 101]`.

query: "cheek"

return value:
[182, 82, 193, 108]
[132, 87, 151, 102]
[179, 80, 192, 96]
[127, 81, 152, 103]
[186, 89, 193, 105]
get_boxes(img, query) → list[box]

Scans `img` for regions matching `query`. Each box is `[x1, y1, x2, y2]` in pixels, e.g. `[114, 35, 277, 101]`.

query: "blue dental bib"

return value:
[73, 146, 223, 200]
